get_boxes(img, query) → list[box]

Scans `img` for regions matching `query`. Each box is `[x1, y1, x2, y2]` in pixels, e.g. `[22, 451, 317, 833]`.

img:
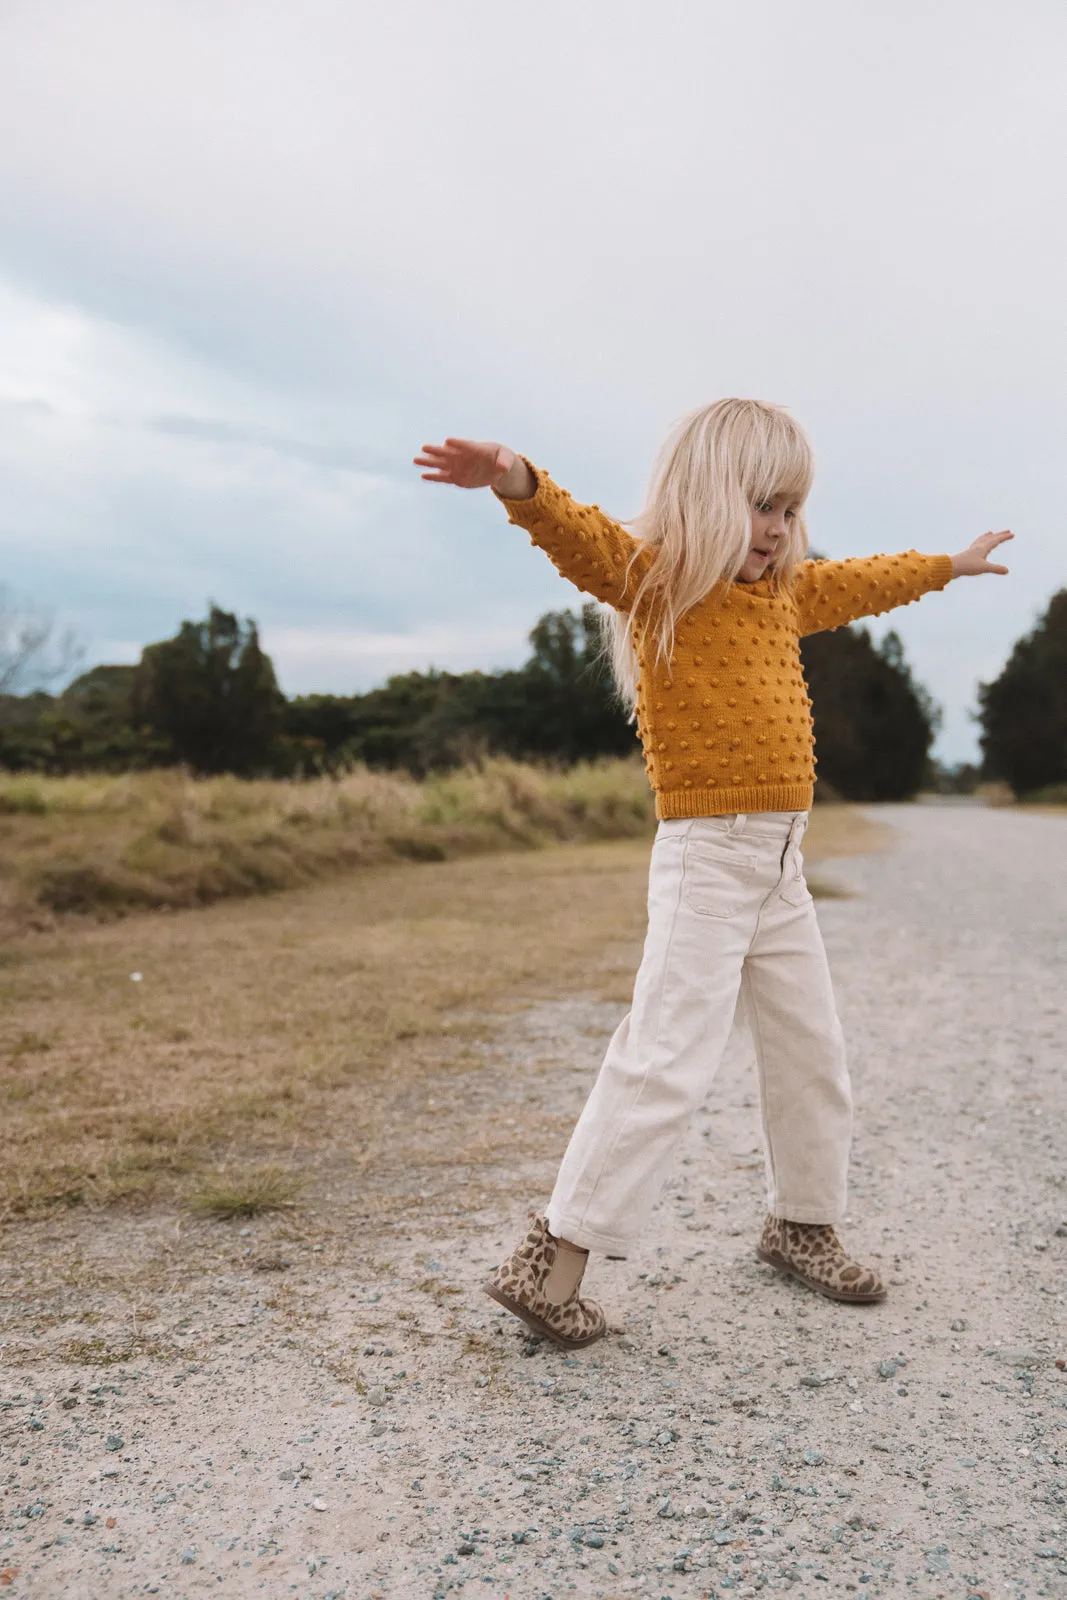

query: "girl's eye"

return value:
[756, 502, 772, 514]
[785, 509, 796, 520]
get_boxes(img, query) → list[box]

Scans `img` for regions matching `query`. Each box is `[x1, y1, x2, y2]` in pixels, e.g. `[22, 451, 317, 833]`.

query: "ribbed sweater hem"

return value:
[655, 782, 814, 820]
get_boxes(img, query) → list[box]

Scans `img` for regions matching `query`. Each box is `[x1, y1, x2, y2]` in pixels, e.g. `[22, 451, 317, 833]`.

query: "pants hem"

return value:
[769, 1202, 847, 1224]
[545, 1209, 634, 1258]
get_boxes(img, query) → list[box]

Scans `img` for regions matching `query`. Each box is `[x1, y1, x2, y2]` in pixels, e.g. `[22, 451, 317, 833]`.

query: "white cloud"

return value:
[264, 621, 533, 697]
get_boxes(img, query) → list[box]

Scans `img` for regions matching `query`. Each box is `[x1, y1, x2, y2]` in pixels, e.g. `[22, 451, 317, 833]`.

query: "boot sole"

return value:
[483, 1282, 607, 1349]
[756, 1246, 887, 1305]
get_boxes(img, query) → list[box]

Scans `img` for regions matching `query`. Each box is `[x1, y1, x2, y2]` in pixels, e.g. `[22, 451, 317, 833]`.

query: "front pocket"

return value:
[780, 847, 813, 907]
[682, 841, 758, 918]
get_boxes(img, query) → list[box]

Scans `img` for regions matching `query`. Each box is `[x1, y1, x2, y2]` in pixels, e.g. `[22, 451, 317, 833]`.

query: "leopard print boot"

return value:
[757, 1216, 886, 1304]
[484, 1215, 607, 1349]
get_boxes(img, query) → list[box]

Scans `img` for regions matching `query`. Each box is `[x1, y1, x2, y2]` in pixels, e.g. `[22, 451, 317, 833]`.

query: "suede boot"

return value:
[757, 1215, 886, 1303]
[484, 1215, 606, 1348]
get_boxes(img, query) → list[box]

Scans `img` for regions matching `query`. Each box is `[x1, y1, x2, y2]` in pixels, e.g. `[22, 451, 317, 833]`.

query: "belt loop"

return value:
[729, 813, 747, 836]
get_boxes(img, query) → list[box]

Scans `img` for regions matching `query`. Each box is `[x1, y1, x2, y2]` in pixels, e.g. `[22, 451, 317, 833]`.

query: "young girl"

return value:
[415, 399, 1011, 1349]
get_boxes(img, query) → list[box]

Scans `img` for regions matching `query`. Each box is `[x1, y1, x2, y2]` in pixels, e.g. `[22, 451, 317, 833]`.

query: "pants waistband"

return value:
[660, 811, 809, 842]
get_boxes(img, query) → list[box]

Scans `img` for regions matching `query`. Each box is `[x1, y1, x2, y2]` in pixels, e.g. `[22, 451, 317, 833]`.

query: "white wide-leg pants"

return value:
[546, 812, 852, 1255]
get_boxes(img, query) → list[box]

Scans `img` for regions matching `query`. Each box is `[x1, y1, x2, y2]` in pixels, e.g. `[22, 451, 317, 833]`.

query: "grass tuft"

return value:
[189, 1166, 303, 1220]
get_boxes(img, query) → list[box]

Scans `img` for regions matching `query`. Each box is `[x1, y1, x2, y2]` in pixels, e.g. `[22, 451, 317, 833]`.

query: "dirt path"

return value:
[2, 805, 1066, 1599]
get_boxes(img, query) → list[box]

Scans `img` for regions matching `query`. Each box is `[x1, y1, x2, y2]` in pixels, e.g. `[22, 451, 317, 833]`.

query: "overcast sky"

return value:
[1, 0, 1064, 761]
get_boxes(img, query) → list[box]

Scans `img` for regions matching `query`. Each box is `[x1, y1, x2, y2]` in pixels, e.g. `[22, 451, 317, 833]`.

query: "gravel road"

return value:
[2, 803, 1066, 1599]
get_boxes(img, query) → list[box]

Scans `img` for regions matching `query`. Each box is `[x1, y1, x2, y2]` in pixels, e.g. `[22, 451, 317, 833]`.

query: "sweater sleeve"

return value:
[792, 551, 955, 638]
[494, 461, 648, 611]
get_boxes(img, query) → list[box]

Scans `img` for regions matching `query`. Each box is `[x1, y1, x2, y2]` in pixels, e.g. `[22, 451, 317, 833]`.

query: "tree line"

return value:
[1, 586, 1064, 800]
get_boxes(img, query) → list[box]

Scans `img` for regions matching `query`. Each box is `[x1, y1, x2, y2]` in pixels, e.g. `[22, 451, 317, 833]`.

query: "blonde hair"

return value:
[604, 398, 814, 704]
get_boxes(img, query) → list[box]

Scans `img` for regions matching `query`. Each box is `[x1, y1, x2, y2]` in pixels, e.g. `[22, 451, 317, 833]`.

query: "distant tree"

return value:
[0, 587, 83, 695]
[283, 603, 637, 775]
[977, 589, 1067, 796]
[928, 761, 982, 796]
[0, 665, 148, 773]
[801, 626, 940, 801]
[495, 604, 636, 765]
[132, 606, 284, 774]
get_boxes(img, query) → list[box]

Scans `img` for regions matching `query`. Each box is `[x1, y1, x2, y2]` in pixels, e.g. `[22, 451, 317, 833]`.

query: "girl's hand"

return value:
[951, 529, 1013, 577]
[413, 438, 535, 499]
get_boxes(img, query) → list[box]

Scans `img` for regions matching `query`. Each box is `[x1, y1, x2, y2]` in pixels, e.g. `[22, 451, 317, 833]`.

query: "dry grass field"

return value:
[0, 759, 655, 936]
[0, 789, 886, 1229]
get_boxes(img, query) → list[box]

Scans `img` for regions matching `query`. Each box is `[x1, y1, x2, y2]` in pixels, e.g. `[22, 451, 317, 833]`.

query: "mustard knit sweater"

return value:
[496, 465, 954, 819]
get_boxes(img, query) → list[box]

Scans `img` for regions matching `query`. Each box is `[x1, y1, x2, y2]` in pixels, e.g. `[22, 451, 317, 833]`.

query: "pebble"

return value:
[369, 1420, 387, 1437]
[925, 1545, 950, 1573]
[179, 1548, 196, 1565]
[617, 1337, 637, 1353]
[312, 1498, 327, 1512]
[949, 1318, 968, 1331]
[803, 1449, 825, 1466]
[877, 1360, 898, 1379]
[105, 1435, 124, 1452]
[800, 1371, 837, 1387]
[996, 1347, 1042, 1367]
[585, 1533, 605, 1548]
[457, 1542, 476, 1556]
[366, 1386, 388, 1406]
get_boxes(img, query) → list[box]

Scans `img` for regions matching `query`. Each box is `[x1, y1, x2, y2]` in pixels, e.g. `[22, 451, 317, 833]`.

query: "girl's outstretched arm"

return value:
[792, 529, 1013, 638]
[414, 437, 647, 610]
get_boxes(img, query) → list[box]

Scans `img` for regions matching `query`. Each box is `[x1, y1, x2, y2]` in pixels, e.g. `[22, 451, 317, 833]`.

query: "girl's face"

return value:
[738, 493, 799, 582]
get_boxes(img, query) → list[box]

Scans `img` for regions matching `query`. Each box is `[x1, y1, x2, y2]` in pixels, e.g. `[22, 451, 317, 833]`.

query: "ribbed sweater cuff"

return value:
[492, 457, 544, 515]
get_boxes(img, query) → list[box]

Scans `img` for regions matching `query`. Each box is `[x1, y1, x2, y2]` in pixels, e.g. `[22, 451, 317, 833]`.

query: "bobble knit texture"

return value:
[497, 465, 954, 819]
